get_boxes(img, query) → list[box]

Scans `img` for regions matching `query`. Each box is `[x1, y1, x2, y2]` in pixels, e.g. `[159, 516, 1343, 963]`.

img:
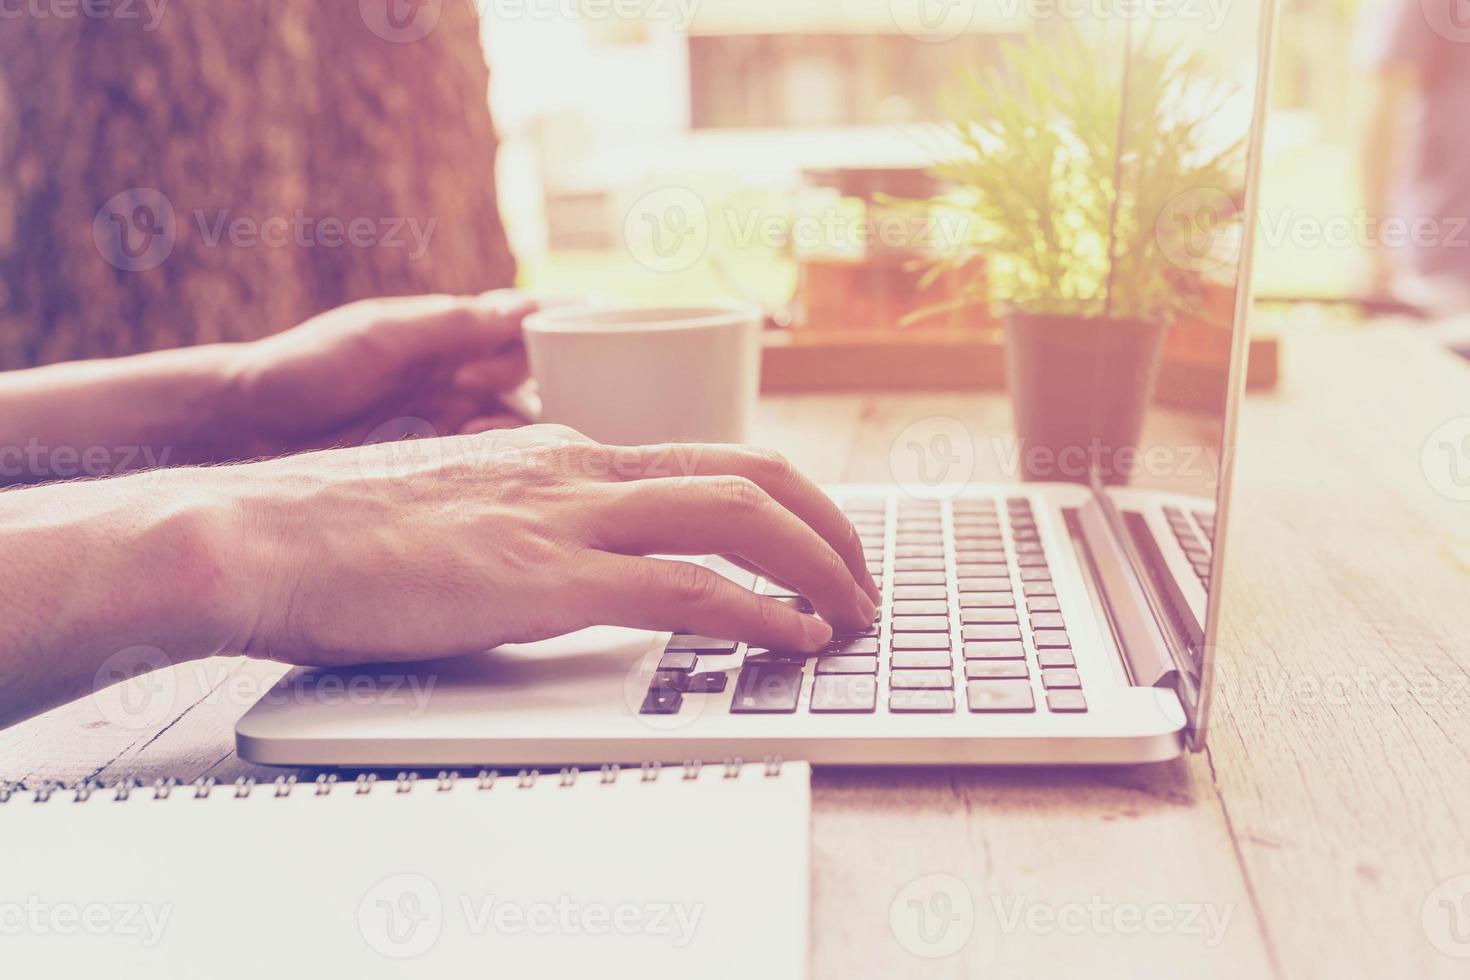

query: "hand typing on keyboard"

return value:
[208, 425, 880, 666]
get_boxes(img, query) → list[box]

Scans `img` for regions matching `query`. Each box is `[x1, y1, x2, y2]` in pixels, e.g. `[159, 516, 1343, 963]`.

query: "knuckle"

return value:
[717, 476, 766, 514]
[747, 447, 795, 486]
[668, 562, 720, 607]
[532, 423, 590, 445]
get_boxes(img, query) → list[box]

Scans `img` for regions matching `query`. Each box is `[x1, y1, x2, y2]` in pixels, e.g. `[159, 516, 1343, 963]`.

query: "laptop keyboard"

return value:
[640, 495, 1090, 718]
[1163, 505, 1215, 588]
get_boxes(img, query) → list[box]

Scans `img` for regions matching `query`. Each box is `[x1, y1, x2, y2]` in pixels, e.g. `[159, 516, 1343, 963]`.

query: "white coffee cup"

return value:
[522, 303, 762, 446]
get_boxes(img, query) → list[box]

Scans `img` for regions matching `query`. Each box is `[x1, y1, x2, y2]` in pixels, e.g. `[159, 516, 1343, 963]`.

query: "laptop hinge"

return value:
[1067, 502, 1178, 690]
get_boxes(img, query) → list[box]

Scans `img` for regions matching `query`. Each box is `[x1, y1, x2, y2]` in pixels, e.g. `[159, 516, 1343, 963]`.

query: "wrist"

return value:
[209, 343, 271, 462]
[0, 470, 241, 723]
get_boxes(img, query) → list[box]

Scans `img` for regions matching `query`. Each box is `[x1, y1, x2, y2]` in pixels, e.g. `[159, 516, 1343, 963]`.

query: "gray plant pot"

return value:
[1002, 313, 1168, 485]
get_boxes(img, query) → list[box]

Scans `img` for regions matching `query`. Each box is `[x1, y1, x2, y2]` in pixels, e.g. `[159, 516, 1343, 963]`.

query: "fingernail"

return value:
[801, 616, 833, 650]
[856, 589, 878, 624]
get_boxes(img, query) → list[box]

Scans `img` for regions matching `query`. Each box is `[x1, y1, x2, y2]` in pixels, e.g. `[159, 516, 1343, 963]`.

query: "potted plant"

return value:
[905, 26, 1244, 483]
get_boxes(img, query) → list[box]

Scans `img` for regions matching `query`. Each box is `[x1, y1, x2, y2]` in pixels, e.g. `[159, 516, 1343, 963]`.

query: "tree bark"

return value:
[0, 0, 516, 370]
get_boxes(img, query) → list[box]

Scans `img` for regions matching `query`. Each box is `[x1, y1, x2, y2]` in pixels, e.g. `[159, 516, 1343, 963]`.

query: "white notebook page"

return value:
[1, 763, 809, 979]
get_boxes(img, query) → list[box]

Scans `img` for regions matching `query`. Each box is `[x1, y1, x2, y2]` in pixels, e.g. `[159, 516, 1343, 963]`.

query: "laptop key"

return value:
[893, 585, 947, 601]
[686, 672, 730, 694]
[960, 593, 1015, 609]
[816, 656, 880, 675]
[962, 624, 1022, 642]
[892, 633, 951, 651]
[956, 563, 1009, 579]
[957, 577, 1013, 593]
[889, 689, 957, 713]
[745, 648, 810, 664]
[1033, 629, 1071, 648]
[1019, 567, 1051, 582]
[1046, 690, 1088, 713]
[955, 566, 1005, 581]
[966, 661, 1029, 680]
[895, 546, 944, 559]
[1041, 668, 1082, 689]
[730, 662, 804, 713]
[966, 680, 1036, 713]
[895, 557, 945, 572]
[890, 669, 955, 690]
[1023, 582, 1057, 597]
[963, 641, 1026, 660]
[658, 652, 699, 673]
[809, 675, 878, 713]
[826, 636, 881, 656]
[1017, 554, 1049, 568]
[1026, 596, 1061, 612]
[961, 608, 1019, 625]
[892, 615, 951, 633]
[895, 534, 944, 547]
[893, 599, 949, 616]
[650, 669, 689, 693]
[667, 635, 740, 654]
[1037, 649, 1077, 668]
[1030, 612, 1066, 630]
[894, 570, 946, 587]
[891, 650, 953, 669]
[640, 687, 683, 715]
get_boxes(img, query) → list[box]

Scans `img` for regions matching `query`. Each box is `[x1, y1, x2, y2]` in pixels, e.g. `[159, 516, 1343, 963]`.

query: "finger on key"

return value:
[594, 477, 875, 633]
[584, 554, 834, 653]
[615, 444, 880, 605]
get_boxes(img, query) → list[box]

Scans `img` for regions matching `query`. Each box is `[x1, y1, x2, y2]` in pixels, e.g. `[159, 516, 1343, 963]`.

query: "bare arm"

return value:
[0, 345, 246, 485]
[0, 291, 537, 487]
[0, 467, 237, 727]
[0, 430, 879, 730]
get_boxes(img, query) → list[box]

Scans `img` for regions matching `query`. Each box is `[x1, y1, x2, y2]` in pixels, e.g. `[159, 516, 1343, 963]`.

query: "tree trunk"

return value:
[0, 0, 516, 370]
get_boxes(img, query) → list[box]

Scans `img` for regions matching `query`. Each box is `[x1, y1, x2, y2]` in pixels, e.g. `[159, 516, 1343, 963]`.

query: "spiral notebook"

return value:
[1, 762, 809, 979]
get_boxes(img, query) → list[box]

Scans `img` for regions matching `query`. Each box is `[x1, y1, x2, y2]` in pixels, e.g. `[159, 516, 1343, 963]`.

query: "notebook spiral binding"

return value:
[0, 756, 785, 805]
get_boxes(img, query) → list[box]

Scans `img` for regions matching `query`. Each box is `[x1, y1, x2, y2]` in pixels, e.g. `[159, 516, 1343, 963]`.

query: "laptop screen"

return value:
[1078, 5, 1279, 740]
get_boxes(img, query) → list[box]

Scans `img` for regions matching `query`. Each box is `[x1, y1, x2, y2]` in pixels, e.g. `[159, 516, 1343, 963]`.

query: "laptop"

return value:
[237, 7, 1278, 768]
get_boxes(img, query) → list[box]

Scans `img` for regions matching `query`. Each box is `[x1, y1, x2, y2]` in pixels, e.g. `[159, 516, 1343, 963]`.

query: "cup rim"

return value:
[523, 301, 761, 335]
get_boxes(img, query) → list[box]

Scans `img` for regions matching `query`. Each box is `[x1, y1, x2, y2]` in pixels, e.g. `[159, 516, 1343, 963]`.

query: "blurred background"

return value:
[3, 0, 1464, 371]
[485, 0, 1410, 312]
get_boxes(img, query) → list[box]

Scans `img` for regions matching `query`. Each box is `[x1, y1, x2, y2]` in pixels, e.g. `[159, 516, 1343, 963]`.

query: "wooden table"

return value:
[4, 326, 1468, 978]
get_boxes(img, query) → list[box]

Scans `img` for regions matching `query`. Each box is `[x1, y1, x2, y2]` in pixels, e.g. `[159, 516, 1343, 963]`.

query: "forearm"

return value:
[0, 344, 250, 486]
[0, 469, 243, 728]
